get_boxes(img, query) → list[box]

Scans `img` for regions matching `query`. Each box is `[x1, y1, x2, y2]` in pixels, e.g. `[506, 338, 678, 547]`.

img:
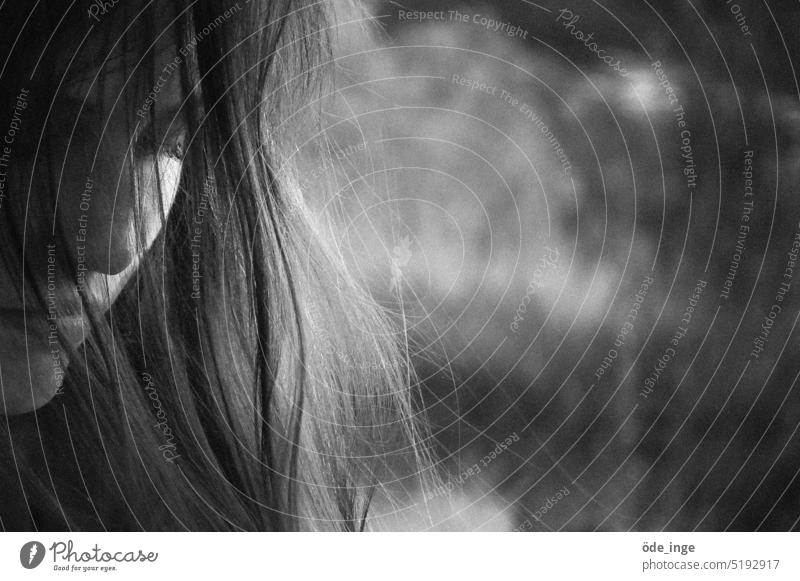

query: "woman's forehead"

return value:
[20, 2, 180, 100]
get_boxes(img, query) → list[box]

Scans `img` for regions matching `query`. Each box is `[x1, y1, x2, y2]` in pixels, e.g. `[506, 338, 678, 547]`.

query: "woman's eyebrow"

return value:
[153, 103, 190, 128]
[133, 103, 188, 140]
[62, 70, 187, 122]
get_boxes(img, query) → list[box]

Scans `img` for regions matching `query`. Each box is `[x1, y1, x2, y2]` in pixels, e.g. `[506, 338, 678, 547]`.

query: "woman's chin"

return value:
[0, 314, 65, 415]
[0, 356, 62, 415]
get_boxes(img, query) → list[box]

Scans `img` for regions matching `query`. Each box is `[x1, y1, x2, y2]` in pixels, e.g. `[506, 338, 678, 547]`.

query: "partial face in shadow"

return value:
[0, 3, 188, 413]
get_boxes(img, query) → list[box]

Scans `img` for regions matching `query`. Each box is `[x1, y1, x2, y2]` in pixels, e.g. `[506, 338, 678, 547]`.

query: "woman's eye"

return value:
[165, 130, 186, 159]
[135, 121, 186, 160]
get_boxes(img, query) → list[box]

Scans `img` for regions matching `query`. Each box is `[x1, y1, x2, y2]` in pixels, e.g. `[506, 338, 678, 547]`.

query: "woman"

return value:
[0, 0, 434, 531]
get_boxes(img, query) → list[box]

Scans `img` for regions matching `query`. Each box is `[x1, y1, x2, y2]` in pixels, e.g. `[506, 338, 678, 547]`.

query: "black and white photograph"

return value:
[0, 0, 798, 576]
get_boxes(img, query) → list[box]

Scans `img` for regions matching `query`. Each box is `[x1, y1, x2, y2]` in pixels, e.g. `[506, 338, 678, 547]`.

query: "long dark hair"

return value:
[0, 0, 435, 531]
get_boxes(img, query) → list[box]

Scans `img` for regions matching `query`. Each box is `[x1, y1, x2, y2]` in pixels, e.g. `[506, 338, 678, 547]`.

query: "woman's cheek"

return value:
[58, 146, 181, 276]
[136, 152, 182, 251]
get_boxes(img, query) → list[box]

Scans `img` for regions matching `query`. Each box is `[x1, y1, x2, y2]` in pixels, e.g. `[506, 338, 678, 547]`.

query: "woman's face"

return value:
[0, 8, 185, 414]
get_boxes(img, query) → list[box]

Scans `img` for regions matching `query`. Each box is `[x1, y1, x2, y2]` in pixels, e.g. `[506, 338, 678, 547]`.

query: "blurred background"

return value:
[293, 0, 800, 530]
